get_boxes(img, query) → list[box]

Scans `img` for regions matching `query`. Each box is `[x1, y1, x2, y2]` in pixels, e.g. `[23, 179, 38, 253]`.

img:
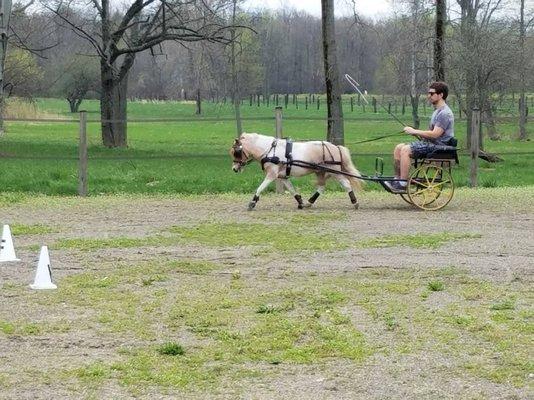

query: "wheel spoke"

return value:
[432, 179, 450, 189]
[407, 163, 455, 210]
[411, 178, 430, 189]
[430, 167, 440, 184]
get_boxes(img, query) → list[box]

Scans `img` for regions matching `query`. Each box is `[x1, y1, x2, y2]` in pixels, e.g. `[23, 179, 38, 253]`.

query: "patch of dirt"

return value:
[0, 189, 533, 399]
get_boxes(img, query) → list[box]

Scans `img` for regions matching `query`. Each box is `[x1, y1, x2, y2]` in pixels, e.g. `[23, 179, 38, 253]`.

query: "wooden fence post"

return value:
[275, 107, 284, 193]
[78, 110, 88, 196]
[470, 107, 480, 188]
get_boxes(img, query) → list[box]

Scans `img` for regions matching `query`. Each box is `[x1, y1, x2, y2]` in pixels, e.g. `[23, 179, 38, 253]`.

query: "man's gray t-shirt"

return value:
[428, 104, 454, 145]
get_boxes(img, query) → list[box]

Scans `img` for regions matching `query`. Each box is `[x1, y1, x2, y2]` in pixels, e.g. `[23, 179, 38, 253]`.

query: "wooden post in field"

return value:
[78, 110, 88, 196]
[470, 107, 480, 188]
[196, 89, 201, 114]
[275, 107, 284, 193]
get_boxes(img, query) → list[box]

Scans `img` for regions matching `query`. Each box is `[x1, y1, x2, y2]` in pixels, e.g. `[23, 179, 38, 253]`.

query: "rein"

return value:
[350, 131, 404, 144]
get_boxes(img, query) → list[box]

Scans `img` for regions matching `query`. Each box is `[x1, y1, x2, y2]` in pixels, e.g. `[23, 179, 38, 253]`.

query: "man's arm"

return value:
[403, 126, 444, 139]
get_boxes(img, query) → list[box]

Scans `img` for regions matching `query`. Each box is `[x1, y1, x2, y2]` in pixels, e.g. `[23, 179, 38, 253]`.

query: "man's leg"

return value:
[399, 144, 412, 182]
[393, 144, 405, 178]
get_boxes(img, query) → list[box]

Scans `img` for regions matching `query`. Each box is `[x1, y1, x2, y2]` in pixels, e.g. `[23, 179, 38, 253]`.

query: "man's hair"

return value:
[429, 81, 449, 100]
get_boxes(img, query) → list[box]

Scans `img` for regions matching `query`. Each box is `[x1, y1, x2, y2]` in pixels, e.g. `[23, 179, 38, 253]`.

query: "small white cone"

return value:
[30, 246, 57, 290]
[0, 225, 20, 262]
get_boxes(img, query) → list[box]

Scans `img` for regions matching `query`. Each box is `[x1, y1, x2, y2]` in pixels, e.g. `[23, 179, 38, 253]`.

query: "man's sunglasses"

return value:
[427, 91, 438, 95]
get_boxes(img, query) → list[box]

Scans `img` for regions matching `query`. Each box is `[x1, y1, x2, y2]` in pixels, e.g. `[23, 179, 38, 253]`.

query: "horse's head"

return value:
[230, 137, 252, 172]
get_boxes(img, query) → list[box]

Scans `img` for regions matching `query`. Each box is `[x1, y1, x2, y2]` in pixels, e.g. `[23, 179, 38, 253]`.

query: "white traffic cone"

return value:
[30, 246, 57, 290]
[0, 225, 20, 262]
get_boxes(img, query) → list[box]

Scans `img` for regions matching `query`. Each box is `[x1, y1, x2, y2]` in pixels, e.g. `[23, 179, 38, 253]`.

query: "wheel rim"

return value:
[399, 193, 413, 205]
[407, 165, 454, 210]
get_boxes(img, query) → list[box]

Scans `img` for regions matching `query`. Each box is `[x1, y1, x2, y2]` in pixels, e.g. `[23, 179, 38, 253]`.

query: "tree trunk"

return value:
[67, 98, 82, 113]
[410, 95, 420, 129]
[321, 0, 344, 145]
[410, 45, 420, 129]
[230, 1, 242, 137]
[101, 62, 128, 148]
[465, 78, 476, 149]
[434, 0, 446, 81]
[196, 88, 201, 115]
[0, 0, 12, 134]
[519, 0, 527, 140]
[483, 98, 499, 141]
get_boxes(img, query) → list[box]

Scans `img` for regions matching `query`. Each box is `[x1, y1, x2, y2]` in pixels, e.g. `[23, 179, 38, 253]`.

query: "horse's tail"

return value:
[339, 145, 364, 191]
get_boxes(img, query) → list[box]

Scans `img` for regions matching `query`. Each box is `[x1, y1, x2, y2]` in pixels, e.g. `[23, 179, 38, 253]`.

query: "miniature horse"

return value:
[230, 133, 362, 210]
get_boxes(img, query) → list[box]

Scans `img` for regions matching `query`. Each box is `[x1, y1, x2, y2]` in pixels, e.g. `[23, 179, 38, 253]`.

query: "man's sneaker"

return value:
[384, 180, 407, 193]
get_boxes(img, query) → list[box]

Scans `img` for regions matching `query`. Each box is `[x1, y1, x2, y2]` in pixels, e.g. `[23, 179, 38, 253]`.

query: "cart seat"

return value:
[426, 145, 458, 161]
[417, 137, 459, 164]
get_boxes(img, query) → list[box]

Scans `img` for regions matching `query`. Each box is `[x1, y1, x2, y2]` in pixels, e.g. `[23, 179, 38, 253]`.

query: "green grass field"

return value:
[1, 97, 532, 195]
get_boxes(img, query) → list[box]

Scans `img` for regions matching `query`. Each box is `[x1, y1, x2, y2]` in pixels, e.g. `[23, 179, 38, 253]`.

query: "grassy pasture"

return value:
[0, 97, 532, 195]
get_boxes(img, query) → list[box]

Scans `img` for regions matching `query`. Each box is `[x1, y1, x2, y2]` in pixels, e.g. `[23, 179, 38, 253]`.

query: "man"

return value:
[386, 81, 455, 193]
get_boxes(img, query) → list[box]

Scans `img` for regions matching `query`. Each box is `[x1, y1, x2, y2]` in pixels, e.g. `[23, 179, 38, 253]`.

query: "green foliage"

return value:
[357, 232, 481, 249]
[4, 49, 44, 96]
[169, 222, 345, 252]
[256, 304, 278, 314]
[157, 342, 185, 356]
[490, 300, 515, 311]
[428, 281, 445, 292]
[0, 321, 15, 335]
[10, 223, 57, 235]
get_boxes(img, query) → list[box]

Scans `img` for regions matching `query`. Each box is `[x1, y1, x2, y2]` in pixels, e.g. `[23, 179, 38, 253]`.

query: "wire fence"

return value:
[1, 110, 533, 195]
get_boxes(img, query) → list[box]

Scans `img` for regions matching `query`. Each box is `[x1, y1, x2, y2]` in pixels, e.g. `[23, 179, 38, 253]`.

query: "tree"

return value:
[46, 0, 236, 147]
[434, 0, 446, 81]
[376, 1, 433, 128]
[0, 0, 12, 132]
[451, 0, 516, 148]
[407, 0, 432, 129]
[518, 0, 533, 140]
[321, 0, 344, 144]
[55, 55, 99, 112]
[3, 47, 43, 96]
[229, 0, 242, 136]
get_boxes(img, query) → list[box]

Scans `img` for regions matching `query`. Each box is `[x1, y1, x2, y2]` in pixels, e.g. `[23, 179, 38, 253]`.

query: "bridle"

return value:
[231, 139, 253, 167]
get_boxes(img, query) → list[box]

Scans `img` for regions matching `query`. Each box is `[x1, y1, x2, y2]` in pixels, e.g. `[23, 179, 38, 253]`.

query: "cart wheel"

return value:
[407, 164, 454, 210]
[399, 193, 413, 205]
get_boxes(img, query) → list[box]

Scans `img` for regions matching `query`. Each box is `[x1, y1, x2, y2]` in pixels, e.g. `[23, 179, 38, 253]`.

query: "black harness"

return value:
[260, 139, 294, 177]
[261, 139, 346, 178]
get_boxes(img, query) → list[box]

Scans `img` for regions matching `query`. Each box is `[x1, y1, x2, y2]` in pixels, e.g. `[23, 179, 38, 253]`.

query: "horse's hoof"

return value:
[248, 202, 256, 211]
[297, 204, 304, 209]
[353, 203, 359, 210]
